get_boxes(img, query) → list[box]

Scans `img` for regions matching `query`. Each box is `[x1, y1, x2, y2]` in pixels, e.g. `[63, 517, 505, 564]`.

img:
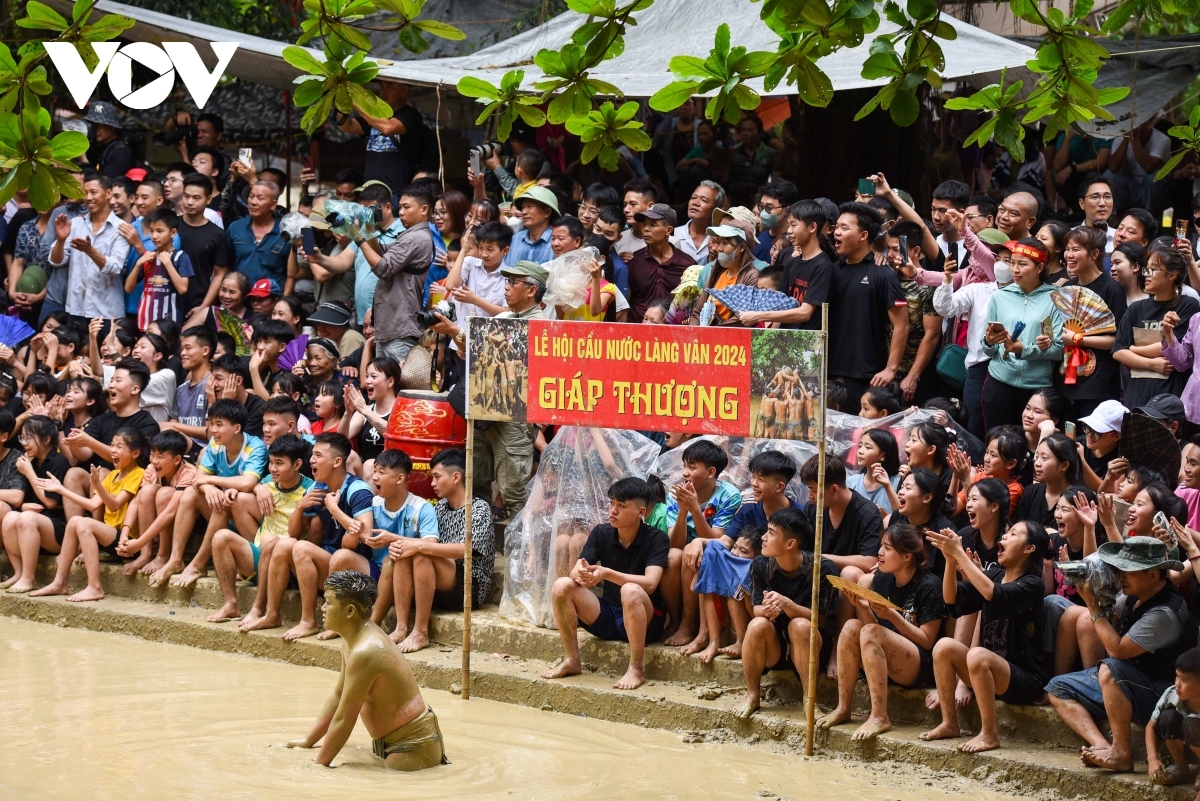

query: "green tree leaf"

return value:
[17, 2, 69, 31]
[456, 76, 501, 99]
[412, 19, 466, 40]
[648, 80, 700, 112]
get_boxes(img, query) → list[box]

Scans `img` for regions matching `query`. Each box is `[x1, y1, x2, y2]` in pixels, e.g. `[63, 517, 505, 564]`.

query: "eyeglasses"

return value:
[1141, 265, 1168, 278]
[1084, 193, 1114, 203]
[504, 277, 532, 287]
[965, 213, 987, 220]
[432, 208, 447, 217]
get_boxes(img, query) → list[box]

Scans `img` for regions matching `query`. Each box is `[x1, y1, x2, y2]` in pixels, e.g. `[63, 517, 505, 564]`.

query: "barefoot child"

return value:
[922, 522, 1053, 753]
[692, 525, 763, 663]
[1147, 648, 1200, 790]
[817, 523, 947, 739]
[30, 428, 148, 602]
[116, 430, 196, 576]
[0, 415, 71, 592]
[208, 435, 314, 625]
[734, 508, 838, 719]
[685, 449, 796, 660]
[543, 477, 669, 691]
[665, 439, 743, 648]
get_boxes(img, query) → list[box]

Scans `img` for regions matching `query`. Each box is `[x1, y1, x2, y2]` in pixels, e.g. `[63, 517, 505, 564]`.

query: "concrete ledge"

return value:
[0, 592, 1187, 801]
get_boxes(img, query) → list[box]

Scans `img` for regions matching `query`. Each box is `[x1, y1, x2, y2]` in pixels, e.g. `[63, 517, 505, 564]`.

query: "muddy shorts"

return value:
[1155, 708, 1200, 747]
[582, 598, 666, 643]
[1046, 659, 1171, 726]
[372, 706, 450, 771]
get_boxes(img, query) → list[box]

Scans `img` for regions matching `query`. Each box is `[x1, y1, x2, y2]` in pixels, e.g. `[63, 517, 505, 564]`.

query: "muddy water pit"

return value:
[0, 617, 1027, 800]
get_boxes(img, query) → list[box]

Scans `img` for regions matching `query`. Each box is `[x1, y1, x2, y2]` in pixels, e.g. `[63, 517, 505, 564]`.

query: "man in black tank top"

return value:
[1046, 537, 1189, 773]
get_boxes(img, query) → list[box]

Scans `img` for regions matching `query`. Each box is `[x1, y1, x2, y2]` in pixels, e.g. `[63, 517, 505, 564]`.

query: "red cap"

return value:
[248, 278, 274, 298]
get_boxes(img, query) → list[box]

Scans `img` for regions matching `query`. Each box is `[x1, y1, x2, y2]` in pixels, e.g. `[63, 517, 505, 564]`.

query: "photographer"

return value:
[371, 184, 435, 363]
[1047, 536, 1191, 773]
[161, 111, 229, 181]
[303, 183, 404, 326]
[467, 129, 542, 201]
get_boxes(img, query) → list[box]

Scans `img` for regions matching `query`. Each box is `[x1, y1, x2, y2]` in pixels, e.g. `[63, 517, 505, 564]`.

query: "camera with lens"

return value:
[416, 300, 456, 329]
[469, 141, 504, 161]
[1057, 553, 1120, 613]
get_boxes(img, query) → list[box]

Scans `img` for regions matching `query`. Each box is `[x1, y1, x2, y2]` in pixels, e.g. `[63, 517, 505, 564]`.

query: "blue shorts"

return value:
[369, 559, 381, 583]
[693, 542, 752, 599]
[250, 541, 261, 575]
[581, 598, 666, 643]
[1045, 658, 1171, 726]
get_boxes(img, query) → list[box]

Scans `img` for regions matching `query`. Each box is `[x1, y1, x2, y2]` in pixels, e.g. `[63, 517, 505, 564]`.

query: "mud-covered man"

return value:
[287, 570, 449, 770]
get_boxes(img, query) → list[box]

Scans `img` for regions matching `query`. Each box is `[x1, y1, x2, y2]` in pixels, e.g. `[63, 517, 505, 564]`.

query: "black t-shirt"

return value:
[363, 105, 426, 194]
[579, 521, 670, 611]
[828, 257, 907, 380]
[777, 249, 833, 331]
[243, 394, 265, 438]
[810, 491, 884, 559]
[887, 512, 957, 576]
[750, 554, 839, 619]
[1014, 483, 1059, 531]
[1114, 295, 1200, 410]
[1083, 443, 1118, 481]
[872, 568, 947, 636]
[1062, 273, 1126, 401]
[958, 524, 1001, 572]
[178, 219, 233, 316]
[84, 409, 162, 467]
[955, 566, 1047, 683]
[25, 452, 70, 519]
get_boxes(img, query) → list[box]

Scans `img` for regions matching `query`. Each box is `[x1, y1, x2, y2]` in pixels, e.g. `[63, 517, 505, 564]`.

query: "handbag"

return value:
[936, 343, 968, 389]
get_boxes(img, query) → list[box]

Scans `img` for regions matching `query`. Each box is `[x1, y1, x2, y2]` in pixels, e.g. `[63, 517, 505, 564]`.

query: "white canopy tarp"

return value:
[68, 0, 1033, 99]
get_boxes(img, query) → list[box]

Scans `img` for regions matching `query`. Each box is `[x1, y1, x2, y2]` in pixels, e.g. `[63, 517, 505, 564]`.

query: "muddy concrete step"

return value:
[4, 554, 504, 621]
[0, 592, 1185, 801]
[425, 608, 1091, 751]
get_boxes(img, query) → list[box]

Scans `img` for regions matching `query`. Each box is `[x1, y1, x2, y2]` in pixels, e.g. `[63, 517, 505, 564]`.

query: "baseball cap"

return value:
[500, 260, 549, 286]
[1137, 394, 1185, 425]
[307, 301, 354, 328]
[125, 167, 149, 182]
[633, 203, 678, 228]
[248, 278, 275, 298]
[1078, 400, 1128, 435]
[706, 223, 748, 243]
[512, 186, 560, 215]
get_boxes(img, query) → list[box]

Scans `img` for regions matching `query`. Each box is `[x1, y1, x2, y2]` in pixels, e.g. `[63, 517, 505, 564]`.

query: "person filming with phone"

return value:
[979, 238, 1064, 429]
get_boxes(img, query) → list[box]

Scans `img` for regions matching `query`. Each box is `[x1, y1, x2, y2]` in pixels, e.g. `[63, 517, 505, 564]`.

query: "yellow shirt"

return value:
[513, 180, 537, 199]
[565, 281, 617, 322]
[102, 466, 145, 529]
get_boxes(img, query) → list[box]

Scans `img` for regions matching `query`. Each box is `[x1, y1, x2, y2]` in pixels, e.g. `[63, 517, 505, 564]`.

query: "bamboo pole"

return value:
[462, 411, 474, 700]
[805, 304, 829, 756]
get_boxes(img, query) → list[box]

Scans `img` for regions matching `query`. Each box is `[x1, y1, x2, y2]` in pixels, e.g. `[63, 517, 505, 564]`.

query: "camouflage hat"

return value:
[1097, 536, 1184, 573]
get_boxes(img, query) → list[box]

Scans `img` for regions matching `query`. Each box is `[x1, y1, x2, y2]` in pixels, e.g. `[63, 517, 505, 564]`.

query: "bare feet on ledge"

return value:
[1081, 745, 1133, 772]
[67, 585, 105, 602]
[398, 632, 430, 653]
[240, 613, 281, 632]
[282, 621, 321, 641]
[205, 601, 241, 623]
[718, 642, 743, 659]
[29, 581, 68, 597]
[541, 658, 582, 680]
[148, 560, 183, 588]
[958, 733, 999, 753]
[679, 631, 708, 656]
[663, 626, 695, 648]
[731, 692, 760, 720]
[614, 665, 645, 690]
[169, 565, 205, 588]
[851, 717, 893, 741]
[918, 721, 961, 742]
[389, 627, 409, 645]
[815, 706, 852, 730]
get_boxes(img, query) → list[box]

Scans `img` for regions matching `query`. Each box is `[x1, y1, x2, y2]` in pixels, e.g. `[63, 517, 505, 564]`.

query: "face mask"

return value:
[760, 211, 781, 229]
[717, 250, 738, 266]
[994, 262, 1013, 284]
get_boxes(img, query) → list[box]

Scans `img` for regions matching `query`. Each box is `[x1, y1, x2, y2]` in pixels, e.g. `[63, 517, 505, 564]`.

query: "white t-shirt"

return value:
[1117, 129, 1171, 180]
[452, 256, 508, 351]
[673, 224, 709, 264]
[203, 207, 223, 229]
[141, 369, 177, 423]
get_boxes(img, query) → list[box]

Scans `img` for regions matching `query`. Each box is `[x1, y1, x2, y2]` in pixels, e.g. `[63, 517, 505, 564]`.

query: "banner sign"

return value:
[467, 318, 825, 438]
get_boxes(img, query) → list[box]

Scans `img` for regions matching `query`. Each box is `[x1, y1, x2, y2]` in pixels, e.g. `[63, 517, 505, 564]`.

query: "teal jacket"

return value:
[981, 282, 1064, 389]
